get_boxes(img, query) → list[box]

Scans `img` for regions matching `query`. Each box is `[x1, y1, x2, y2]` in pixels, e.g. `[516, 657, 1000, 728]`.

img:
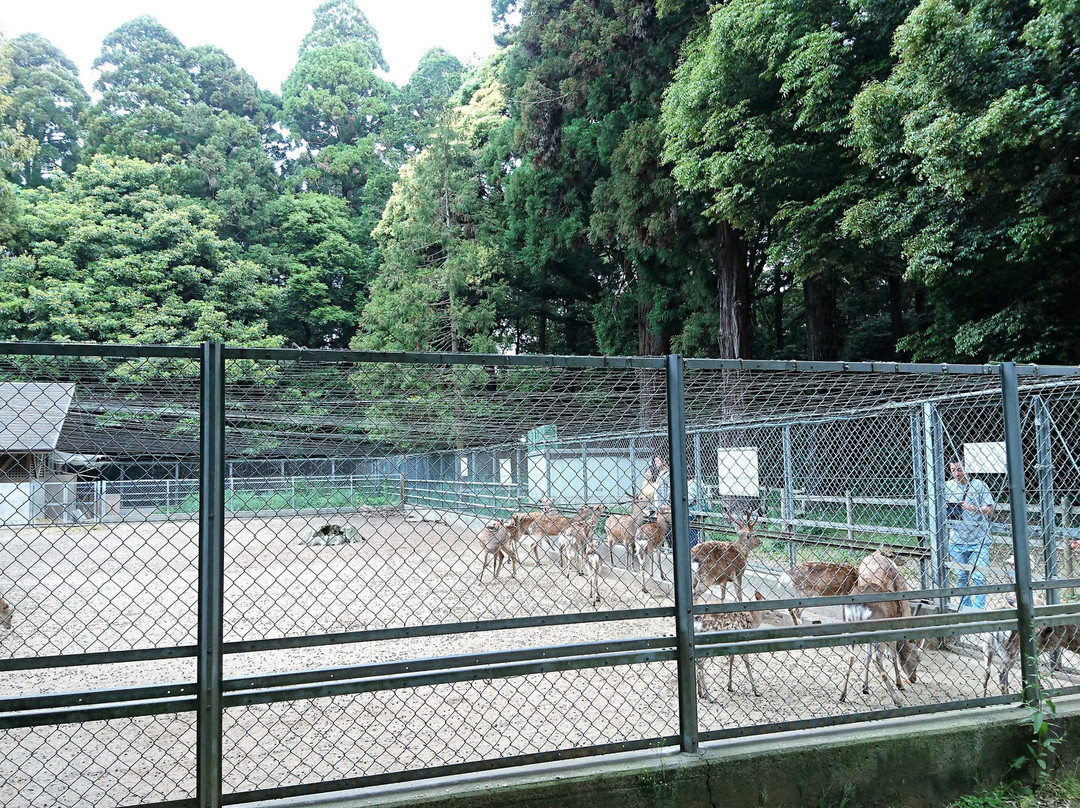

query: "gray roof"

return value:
[0, 383, 76, 453]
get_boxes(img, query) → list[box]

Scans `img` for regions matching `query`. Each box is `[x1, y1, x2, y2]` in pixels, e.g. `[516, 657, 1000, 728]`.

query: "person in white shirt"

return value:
[944, 458, 995, 610]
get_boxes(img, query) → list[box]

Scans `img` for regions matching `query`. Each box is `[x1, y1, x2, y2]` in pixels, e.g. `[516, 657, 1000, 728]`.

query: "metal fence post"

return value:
[782, 424, 796, 568]
[910, 410, 930, 590]
[581, 445, 589, 504]
[922, 403, 949, 614]
[1034, 396, 1058, 605]
[198, 342, 226, 808]
[1002, 362, 1040, 707]
[666, 355, 698, 753]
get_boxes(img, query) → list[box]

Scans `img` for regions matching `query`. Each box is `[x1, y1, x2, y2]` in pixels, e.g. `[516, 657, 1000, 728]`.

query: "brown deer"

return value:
[634, 506, 673, 592]
[555, 504, 607, 579]
[0, 597, 12, 630]
[695, 591, 767, 701]
[604, 496, 652, 569]
[477, 515, 525, 581]
[857, 545, 907, 592]
[779, 562, 858, 625]
[839, 551, 924, 707]
[584, 539, 604, 606]
[689, 508, 761, 601]
[985, 593, 1065, 696]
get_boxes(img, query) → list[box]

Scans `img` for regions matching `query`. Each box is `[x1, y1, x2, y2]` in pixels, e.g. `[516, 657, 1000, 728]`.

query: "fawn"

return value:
[694, 591, 767, 701]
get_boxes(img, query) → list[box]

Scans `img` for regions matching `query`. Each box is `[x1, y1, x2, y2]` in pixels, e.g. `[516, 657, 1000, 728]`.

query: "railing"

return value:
[2, 342, 1080, 808]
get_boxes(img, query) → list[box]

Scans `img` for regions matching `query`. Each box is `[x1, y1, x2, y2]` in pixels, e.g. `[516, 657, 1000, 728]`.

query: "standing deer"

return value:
[689, 508, 761, 601]
[695, 592, 767, 701]
[604, 496, 652, 569]
[858, 545, 907, 592]
[555, 504, 606, 579]
[839, 549, 924, 707]
[477, 515, 524, 581]
[779, 562, 858, 625]
[634, 506, 673, 592]
[984, 593, 1066, 696]
[584, 540, 604, 606]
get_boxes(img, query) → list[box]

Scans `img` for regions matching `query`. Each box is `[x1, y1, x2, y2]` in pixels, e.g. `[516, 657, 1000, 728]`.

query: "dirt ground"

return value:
[0, 508, 1068, 807]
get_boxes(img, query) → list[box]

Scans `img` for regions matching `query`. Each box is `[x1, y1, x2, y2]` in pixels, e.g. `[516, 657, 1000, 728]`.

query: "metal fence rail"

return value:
[2, 342, 1080, 807]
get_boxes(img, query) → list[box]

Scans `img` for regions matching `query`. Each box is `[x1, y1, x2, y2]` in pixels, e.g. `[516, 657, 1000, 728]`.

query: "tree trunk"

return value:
[717, 221, 752, 359]
[638, 296, 669, 356]
[773, 263, 785, 353]
[888, 267, 904, 360]
[804, 272, 839, 361]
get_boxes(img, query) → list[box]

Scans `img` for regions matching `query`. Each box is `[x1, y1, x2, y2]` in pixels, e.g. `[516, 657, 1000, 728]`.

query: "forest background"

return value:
[0, 0, 1077, 364]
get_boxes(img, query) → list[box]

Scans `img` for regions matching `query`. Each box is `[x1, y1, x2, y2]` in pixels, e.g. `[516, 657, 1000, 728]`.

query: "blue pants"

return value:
[950, 542, 990, 610]
[688, 521, 701, 548]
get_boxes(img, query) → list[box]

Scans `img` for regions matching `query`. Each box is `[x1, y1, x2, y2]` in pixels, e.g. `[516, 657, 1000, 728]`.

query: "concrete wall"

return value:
[256, 699, 1080, 808]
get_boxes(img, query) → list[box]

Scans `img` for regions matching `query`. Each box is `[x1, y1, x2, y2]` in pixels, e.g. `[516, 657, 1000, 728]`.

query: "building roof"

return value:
[0, 383, 76, 453]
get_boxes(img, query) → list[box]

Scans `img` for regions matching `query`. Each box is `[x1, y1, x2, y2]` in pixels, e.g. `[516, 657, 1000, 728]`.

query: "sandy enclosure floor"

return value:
[0, 508, 1070, 807]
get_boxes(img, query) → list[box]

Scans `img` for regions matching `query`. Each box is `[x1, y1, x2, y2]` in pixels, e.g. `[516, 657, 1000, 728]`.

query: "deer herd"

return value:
[476, 499, 1080, 706]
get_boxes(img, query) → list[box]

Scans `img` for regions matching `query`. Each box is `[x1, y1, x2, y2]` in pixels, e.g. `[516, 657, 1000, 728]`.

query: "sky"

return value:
[1, 0, 501, 92]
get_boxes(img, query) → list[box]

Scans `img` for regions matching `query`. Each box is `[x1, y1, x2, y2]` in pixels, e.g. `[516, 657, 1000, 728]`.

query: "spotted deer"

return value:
[694, 591, 767, 701]
[689, 508, 761, 601]
[554, 504, 606, 579]
[634, 506, 673, 592]
[584, 539, 604, 606]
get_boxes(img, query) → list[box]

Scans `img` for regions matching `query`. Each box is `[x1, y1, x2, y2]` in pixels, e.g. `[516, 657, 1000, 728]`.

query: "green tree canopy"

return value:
[1, 33, 88, 187]
[0, 156, 281, 345]
[847, 0, 1080, 362]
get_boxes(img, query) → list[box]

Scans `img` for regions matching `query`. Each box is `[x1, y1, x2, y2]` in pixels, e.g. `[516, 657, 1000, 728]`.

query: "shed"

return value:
[0, 382, 86, 524]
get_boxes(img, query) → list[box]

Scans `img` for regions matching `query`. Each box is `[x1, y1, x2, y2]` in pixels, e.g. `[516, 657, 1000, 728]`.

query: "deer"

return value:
[477, 515, 525, 581]
[689, 508, 761, 602]
[983, 591, 1060, 697]
[584, 539, 604, 606]
[604, 495, 653, 569]
[0, 597, 12, 630]
[778, 562, 858, 625]
[520, 503, 598, 564]
[857, 545, 908, 592]
[839, 549, 924, 707]
[694, 591, 767, 701]
[634, 506, 673, 592]
[554, 504, 607, 579]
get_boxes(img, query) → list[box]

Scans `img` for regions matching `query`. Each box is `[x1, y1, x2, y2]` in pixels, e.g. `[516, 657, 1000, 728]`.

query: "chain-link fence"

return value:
[1, 345, 1078, 807]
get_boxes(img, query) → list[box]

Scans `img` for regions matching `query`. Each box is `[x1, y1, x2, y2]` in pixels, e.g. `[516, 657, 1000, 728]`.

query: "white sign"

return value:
[499, 459, 513, 485]
[964, 441, 1007, 474]
[459, 456, 470, 478]
[716, 447, 760, 497]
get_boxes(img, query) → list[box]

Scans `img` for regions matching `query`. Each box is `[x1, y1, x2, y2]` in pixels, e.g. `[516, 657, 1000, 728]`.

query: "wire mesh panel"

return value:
[218, 355, 675, 642]
[7, 345, 1080, 808]
[679, 365, 1032, 736]
[1, 714, 195, 807]
[0, 348, 201, 807]
[215, 352, 680, 798]
[222, 661, 677, 793]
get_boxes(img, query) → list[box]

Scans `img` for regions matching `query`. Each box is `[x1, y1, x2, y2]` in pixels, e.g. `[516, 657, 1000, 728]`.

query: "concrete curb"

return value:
[249, 698, 1080, 808]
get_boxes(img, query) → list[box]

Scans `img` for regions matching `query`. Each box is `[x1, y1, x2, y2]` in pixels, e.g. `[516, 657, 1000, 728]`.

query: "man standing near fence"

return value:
[945, 457, 995, 610]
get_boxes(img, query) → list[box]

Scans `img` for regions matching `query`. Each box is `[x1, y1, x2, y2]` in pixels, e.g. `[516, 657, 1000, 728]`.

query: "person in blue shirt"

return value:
[945, 458, 995, 610]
